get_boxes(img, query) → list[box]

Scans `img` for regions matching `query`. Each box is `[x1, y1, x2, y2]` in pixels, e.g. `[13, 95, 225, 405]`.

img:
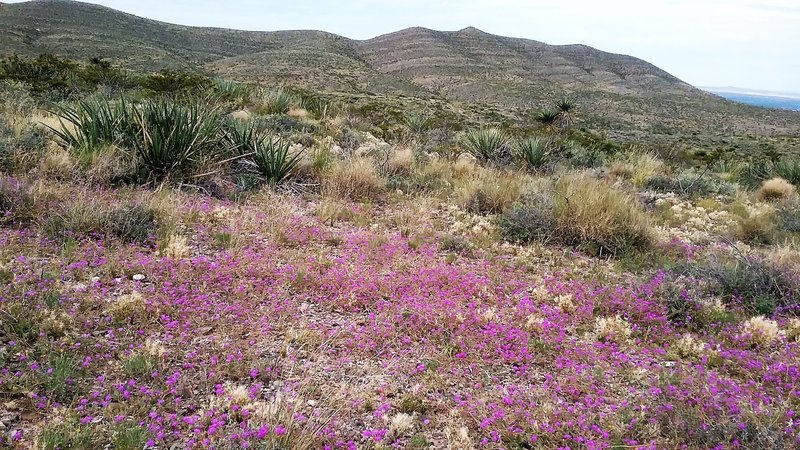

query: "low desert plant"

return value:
[499, 173, 653, 256]
[0, 176, 36, 225]
[460, 128, 509, 163]
[254, 87, 301, 115]
[553, 173, 653, 256]
[44, 200, 158, 244]
[46, 97, 131, 154]
[685, 250, 800, 316]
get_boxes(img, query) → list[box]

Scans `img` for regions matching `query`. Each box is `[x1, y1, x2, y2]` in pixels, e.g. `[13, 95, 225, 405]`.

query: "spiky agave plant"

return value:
[460, 128, 509, 163]
[514, 136, 551, 170]
[131, 98, 221, 178]
[251, 137, 304, 185]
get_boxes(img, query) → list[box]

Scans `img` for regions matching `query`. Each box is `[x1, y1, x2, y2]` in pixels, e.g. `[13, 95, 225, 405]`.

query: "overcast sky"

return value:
[9, 0, 800, 92]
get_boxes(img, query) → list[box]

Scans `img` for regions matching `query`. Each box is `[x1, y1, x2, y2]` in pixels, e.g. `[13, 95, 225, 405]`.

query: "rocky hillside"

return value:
[2, 0, 799, 152]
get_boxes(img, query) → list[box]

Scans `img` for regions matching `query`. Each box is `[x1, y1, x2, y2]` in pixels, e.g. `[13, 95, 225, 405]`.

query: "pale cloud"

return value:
[4, 0, 797, 91]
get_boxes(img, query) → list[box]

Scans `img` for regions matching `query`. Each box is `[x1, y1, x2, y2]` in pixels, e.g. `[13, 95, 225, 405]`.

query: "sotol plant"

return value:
[46, 98, 131, 154]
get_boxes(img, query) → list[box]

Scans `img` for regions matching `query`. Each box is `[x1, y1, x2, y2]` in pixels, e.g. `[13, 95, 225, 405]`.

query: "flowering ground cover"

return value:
[1, 186, 798, 449]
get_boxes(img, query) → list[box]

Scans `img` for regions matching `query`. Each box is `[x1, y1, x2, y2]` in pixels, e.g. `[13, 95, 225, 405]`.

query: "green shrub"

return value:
[131, 98, 222, 178]
[141, 69, 213, 96]
[250, 137, 304, 185]
[224, 118, 267, 156]
[497, 189, 556, 244]
[683, 251, 800, 316]
[460, 128, 509, 163]
[213, 78, 250, 105]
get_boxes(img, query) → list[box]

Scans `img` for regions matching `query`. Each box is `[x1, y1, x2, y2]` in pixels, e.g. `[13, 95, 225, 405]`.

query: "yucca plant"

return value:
[213, 78, 250, 106]
[460, 128, 509, 163]
[404, 113, 430, 134]
[46, 98, 130, 153]
[131, 99, 221, 178]
[515, 136, 551, 170]
[250, 137, 304, 185]
[535, 108, 561, 132]
[555, 96, 576, 129]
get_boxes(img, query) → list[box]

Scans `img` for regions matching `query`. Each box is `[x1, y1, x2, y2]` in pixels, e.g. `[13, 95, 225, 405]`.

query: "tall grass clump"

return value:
[499, 173, 653, 256]
[460, 128, 509, 163]
[254, 87, 301, 115]
[0, 176, 36, 225]
[322, 158, 386, 202]
[514, 136, 551, 171]
[131, 99, 221, 178]
[458, 168, 525, 215]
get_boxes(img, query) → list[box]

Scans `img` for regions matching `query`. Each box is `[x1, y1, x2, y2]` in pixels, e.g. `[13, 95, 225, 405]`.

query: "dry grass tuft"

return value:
[457, 168, 525, 215]
[757, 177, 797, 202]
[321, 158, 385, 202]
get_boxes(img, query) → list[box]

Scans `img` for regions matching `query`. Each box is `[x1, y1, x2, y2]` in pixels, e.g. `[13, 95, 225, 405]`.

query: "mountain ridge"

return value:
[1, 0, 799, 152]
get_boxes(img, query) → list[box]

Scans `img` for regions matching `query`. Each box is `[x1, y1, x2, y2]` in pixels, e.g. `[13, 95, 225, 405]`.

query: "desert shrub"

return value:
[0, 176, 36, 225]
[683, 250, 800, 316]
[131, 98, 222, 178]
[0, 120, 47, 173]
[254, 87, 301, 115]
[141, 69, 212, 96]
[458, 168, 524, 215]
[1, 54, 133, 98]
[497, 187, 556, 244]
[564, 141, 606, 168]
[249, 137, 304, 186]
[459, 128, 509, 163]
[338, 127, 362, 152]
[322, 158, 385, 202]
[646, 169, 736, 198]
[777, 203, 800, 234]
[514, 136, 551, 171]
[44, 200, 158, 244]
[757, 177, 796, 202]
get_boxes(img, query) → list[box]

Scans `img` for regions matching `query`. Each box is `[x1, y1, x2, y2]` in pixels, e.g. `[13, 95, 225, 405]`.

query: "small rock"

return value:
[132, 274, 146, 281]
[307, 400, 317, 407]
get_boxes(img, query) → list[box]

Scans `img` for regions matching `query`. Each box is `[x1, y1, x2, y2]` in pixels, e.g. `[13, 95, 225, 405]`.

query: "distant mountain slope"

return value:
[1, 0, 799, 151]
